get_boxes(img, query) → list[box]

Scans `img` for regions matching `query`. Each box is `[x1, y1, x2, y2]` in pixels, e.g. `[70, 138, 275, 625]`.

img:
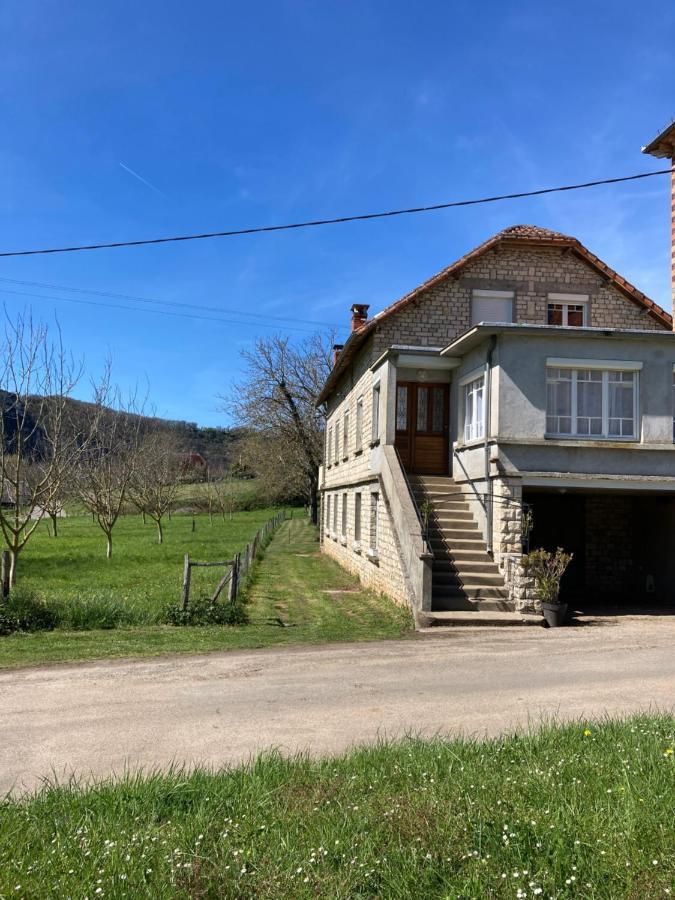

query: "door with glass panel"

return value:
[395, 382, 449, 474]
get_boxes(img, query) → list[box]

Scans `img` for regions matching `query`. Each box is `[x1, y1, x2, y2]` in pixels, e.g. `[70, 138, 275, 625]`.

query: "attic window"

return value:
[547, 293, 588, 327]
[471, 290, 514, 325]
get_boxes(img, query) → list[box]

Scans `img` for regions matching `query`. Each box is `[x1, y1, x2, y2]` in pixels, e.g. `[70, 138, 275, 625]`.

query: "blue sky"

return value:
[1, 1, 674, 426]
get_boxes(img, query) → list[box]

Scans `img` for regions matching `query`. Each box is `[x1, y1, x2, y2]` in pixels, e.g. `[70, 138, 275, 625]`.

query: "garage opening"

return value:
[522, 490, 675, 613]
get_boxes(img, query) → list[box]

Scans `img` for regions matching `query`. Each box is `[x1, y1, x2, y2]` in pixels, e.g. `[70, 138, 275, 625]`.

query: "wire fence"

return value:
[180, 509, 286, 610]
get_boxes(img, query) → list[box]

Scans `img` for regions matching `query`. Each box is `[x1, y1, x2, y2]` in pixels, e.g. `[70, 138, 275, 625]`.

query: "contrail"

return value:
[119, 162, 166, 197]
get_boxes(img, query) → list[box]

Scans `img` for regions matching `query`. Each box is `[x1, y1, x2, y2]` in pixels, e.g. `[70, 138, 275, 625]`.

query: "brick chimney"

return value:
[642, 122, 675, 322]
[332, 343, 344, 366]
[350, 303, 370, 332]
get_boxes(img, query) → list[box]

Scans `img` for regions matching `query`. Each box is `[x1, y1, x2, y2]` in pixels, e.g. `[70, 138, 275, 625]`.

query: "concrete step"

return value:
[412, 488, 464, 501]
[433, 584, 508, 600]
[430, 526, 480, 541]
[427, 502, 472, 515]
[418, 610, 542, 628]
[430, 537, 484, 551]
[410, 476, 456, 486]
[433, 553, 501, 575]
[430, 595, 513, 612]
[433, 560, 504, 587]
[433, 574, 506, 590]
[446, 548, 495, 561]
[429, 509, 478, 528]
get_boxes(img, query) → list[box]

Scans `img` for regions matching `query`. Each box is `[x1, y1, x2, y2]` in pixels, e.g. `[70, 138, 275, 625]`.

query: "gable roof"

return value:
[316, 224, 672, 405]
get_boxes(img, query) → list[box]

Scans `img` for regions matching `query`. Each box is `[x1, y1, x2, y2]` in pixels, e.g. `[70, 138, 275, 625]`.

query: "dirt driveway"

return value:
[1, 617, 674, 795]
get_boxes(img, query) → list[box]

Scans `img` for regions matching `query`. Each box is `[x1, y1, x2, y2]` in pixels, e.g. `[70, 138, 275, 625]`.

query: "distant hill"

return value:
[0, 390, 246, 475]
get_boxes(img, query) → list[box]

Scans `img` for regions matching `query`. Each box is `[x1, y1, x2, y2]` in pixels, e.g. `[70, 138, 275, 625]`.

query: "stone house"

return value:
[316, 123, 675, 623]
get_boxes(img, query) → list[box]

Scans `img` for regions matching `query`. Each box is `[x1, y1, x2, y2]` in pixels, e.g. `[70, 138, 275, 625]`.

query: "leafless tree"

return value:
[128, 432, 182, 543]
[207, 472, 238, 522]
[74, 376, 144, 558]
[0, 312, 85, 585]
[227, 333, 332, 523]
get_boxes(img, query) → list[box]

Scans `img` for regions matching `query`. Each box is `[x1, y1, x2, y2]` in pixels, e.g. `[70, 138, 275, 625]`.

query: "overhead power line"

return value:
[0, 168, 672, 258]
[0, 287, 333, 334]
[0, 276, 341, 330]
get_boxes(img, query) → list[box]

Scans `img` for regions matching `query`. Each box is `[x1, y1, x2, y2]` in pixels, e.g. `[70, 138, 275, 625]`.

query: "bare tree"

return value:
[207, 471, 238, 522]
[228, 333, 332, 523]
[74, 378, 144, 558]
[0, 312, 84, 585]
[128, 432, 182, 543]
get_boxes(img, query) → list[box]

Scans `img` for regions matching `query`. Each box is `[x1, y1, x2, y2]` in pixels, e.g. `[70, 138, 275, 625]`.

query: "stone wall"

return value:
[372, 245, 665, 357]
[493, 477, 539, 613]
[322, 482, 411, 605]
[584, 495, 633, 597]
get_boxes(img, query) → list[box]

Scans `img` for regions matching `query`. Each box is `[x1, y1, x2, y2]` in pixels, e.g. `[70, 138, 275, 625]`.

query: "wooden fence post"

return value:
[228, 553, 240, 601]
[1, 551, 10, 601]
[181, 553, 191, 611]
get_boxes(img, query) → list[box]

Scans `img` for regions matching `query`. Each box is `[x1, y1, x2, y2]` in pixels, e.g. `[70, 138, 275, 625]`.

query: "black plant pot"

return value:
[541, 601, 568, 627]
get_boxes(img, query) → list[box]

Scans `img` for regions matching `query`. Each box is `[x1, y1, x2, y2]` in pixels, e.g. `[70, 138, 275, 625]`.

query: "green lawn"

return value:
[17, 507, 280, 618]
[1, 715, 673, 898]
[0, 518, 413, 668]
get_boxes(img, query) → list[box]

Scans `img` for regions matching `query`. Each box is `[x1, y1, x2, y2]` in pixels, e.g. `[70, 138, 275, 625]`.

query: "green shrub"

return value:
[0, 591, 58, 635]
[164, 596, 248, 627]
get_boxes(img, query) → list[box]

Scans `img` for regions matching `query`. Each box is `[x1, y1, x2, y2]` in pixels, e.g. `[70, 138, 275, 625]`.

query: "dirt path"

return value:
[2, 618, 674, 795]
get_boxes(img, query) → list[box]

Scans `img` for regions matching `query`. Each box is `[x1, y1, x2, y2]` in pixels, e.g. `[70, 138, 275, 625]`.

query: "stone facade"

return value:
[322, 483, 411, 605]
[584, 495, 633, 597]
[372, 245, 664, 359]
[492, 477, 538, 612]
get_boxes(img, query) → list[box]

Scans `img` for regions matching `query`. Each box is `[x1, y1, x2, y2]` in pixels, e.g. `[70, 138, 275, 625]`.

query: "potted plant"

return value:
[521, 547, 573, 627]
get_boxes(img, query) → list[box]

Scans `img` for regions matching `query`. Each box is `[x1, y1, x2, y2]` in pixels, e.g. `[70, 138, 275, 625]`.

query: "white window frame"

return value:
[545, 359, 642, 441]
[471, 289, 514, 325]
[355, 396, 364, 451]
[354, 492, 362, 549]
[371, 382, 381, 444]
[368, 491, 379, 560]
[547, 293, 589, 327]
[460, 371, 486, 443]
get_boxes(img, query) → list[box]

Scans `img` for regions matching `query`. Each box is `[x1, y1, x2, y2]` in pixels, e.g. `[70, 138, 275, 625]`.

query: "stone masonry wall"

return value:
[322, 483, 411, 606]
[323, 337, 378, 493]
[372, 245, 666, 356]
[584, 495, 633, 597]
[493, 477, 539, 613]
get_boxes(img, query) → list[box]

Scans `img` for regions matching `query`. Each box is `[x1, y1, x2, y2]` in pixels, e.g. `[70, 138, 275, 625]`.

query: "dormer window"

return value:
[547, 293, 588, 327]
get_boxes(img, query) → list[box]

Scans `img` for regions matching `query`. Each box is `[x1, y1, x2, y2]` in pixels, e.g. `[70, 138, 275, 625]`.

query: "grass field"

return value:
[16, 507, 280, 619]
[1, 715, 673, 898]
[0, 519, 413, 668]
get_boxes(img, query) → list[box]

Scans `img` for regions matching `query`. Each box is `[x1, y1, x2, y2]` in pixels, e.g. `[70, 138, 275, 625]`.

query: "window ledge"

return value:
[367, 548, 380, 565]
[352, 540, 362, 554]
[354, 448, 364, 456]
[544, 433, 638, 445]
[455, 437, 486, 450]
[369, 439, 381, 449]
[340, 536, 347, 546]
[342, 455, 349, 462]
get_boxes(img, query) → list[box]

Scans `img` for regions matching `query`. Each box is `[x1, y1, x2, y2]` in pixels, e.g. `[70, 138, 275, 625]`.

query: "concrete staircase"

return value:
[410, 474, 512, 614]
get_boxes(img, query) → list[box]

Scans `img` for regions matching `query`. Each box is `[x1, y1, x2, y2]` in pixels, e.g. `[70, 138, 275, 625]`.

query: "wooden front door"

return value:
[394, 381, 449, 475]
